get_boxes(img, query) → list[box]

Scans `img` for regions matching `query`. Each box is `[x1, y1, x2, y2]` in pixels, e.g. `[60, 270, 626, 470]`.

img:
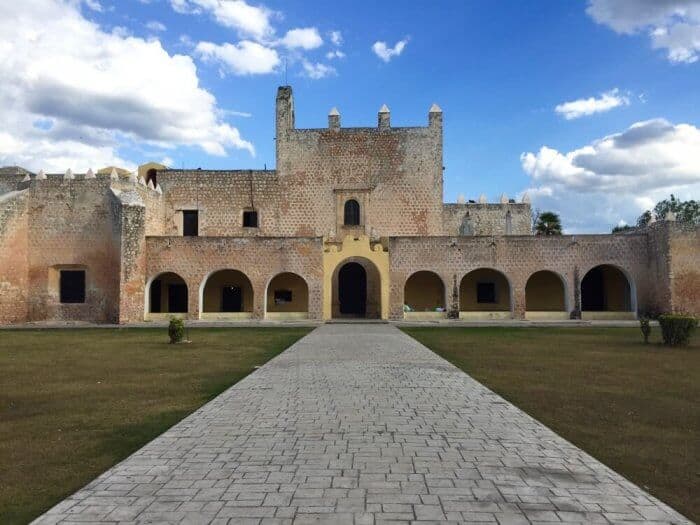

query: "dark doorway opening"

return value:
[168, 284, 188, 313]
[581, 266, 605, 311]
[150, 279, 162, 313]
[222, 286, 243, 312]
[339, 262, 366, 316]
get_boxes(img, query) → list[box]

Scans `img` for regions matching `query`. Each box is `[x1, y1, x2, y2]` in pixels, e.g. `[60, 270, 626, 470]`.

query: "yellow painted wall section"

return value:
[404, 271, 445, 311]
[525, 271, 565, 311]
[322, 235, 390, 320]
[460, 268, 511, 311]
[266, 272, 309, 312]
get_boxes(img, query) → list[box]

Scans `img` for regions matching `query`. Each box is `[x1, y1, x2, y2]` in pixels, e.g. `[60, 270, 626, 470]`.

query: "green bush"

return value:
[168, 317, 185, 344]
[658, 314, 698, 347]
[639, 317, 651, 344]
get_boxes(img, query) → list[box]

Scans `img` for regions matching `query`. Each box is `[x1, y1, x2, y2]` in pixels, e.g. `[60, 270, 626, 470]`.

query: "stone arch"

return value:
[403, 271, 446, 319]
[199, 269, 254, 319]
[581, 264, 636, 319]
[525, 270, 567, 320]
[459, 268, 513, 319]
[145, 272, 188, 319]
[332, 257, 381, 319]
[265, 272, 309, 319]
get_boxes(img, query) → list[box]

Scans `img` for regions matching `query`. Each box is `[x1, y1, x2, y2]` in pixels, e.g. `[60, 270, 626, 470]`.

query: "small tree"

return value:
[534, 211, 563, 236]
[639, 317, 651, 344]
[168, 317, 185, 344]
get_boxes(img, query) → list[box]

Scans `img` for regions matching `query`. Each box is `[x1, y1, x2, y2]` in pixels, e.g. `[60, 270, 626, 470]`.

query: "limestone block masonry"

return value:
[0, 86, 698, 324]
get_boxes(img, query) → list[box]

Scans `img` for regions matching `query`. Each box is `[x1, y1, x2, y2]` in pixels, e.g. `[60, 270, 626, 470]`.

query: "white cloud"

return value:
[146, 20, 167, 32]
[195, 40, 280, 75]
[83, 0, 103, 12]
[280, 27, 323, 50]
[372, 39, 408, 62]
[301, 60, 336, 79]
[555, 88, 630, 120]
[521, 119, 700, 232]
[587, 0, 700, 63]
[170, 0, 275, 42]
[0, 0, 254, 173]
[329, 30, 342, 46]
[326, 50, 345, 60]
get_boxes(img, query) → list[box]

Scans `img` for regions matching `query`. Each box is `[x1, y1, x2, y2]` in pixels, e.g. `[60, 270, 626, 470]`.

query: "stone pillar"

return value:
[378, 104, 390, 131]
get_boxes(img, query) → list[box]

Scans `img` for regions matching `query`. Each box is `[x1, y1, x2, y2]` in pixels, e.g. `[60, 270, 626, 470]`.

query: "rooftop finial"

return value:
[328, 107, 340, 130]
[36, 169, 46, 180]
[500, 193, 508, 204]
[378, 104, 390, 130]
[64, 168, 74, 180]
[22, 174, 31, 182]
[478, 194, 487, 204]
[147, 178, 155, 190]
[521, 192, 531, 204]
[110, 168, 119, 181]
[85, 168, 95, 179]
[429, 103, 442, 113]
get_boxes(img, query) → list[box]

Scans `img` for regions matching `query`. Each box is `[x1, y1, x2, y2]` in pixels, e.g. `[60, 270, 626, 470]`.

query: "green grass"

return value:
[0, 327, 311, 524]
[402, 326, 699, 522]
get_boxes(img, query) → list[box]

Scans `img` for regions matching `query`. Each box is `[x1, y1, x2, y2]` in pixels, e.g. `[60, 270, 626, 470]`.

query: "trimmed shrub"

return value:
[639, 317, 651, 344]
[168, 317, 185, 344]
[658, 314, 698, 347]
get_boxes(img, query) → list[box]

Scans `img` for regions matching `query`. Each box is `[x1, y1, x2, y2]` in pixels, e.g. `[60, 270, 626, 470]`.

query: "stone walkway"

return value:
[35, 324, 689, 524]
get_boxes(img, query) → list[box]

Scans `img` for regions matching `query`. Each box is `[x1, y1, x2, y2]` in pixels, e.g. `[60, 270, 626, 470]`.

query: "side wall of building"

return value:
[668, 224, 700, 315]
[0, 190, 29, 323]
[25, 176, 122, 323]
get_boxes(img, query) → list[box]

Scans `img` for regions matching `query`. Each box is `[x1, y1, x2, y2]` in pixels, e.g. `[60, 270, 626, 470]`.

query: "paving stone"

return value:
[34, 325, 691, 524]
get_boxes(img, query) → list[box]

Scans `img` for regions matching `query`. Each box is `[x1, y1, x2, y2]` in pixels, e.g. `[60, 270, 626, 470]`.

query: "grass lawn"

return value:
[402, 326, 699, 522]
[0, 327, 311, 524]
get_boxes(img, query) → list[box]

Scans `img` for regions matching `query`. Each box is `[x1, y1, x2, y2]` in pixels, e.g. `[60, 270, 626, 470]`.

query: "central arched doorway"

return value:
[339, 263, 366, 315]
[332, 258, 381, 319]
[200, 269, 254, 319]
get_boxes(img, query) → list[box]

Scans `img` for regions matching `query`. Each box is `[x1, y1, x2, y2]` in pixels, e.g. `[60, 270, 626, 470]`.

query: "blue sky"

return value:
[1, 0, 699, 232]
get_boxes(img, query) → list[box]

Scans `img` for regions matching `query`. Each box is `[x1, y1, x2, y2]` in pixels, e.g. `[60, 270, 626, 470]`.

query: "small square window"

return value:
[243, 210, 258, 228]
[60, 270, 86, 303]
[183, 210, 198, 236]
[274, 290, 292, 304]
[476, 282, 496, 304]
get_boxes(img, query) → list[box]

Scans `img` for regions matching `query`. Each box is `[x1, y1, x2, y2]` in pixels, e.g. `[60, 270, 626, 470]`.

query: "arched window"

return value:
[146, 168, 157, 186]
[344, 199, 360, 226]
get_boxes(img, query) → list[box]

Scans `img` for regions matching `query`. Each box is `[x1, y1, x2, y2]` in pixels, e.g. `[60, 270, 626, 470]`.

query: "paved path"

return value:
[36, 324, 689, 524]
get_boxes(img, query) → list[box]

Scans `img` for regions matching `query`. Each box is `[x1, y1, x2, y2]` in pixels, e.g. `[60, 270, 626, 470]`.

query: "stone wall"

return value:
[443, 203, 531, 236]
[0, 190, 29, 323]
[143, 236, 324, 320]
[25, 175, 121, 323]
[387, 233, 654, 320]
[274, 86, 444, 239]
[667, 224, 700, 315]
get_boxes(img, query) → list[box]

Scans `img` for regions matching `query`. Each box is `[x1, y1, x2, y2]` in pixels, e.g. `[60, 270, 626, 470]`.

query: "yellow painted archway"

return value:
[322, 235, 390, 320]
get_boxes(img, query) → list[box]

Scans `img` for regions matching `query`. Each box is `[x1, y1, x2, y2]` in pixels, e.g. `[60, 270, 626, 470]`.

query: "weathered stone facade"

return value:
[0, 86, 698, 323]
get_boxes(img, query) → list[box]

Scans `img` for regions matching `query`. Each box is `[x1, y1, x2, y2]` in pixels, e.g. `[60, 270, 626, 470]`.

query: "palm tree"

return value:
[534, 211, 562, 235]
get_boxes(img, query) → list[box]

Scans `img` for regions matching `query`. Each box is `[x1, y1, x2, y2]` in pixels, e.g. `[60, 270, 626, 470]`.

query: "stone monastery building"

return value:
[0, 86, 698, 324]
